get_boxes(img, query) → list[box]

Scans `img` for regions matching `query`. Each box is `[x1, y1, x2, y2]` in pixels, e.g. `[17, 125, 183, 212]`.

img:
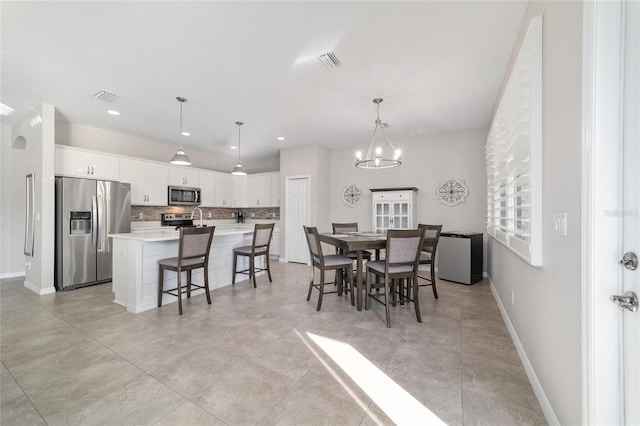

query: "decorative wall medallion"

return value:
[342, 184, 363, 207]
[437, 178, 469, 206]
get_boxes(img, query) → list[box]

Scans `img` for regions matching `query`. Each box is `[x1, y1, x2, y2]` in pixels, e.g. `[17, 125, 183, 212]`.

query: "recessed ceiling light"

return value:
[107, 110, 120, 116]
[277, 136, 285, 141]
[181, 131, 191, 136]
[230, 146, 238, 150]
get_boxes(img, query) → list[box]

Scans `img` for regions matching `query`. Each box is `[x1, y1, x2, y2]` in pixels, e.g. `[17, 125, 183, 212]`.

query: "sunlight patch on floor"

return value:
[306, 332, 447, 426]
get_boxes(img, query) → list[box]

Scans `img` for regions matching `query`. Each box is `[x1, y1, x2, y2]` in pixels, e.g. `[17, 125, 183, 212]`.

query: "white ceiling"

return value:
[1, 1, 526, 169]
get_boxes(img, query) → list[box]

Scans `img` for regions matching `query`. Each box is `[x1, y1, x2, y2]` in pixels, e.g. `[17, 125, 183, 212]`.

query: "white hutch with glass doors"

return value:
[370, 187, 418, 233]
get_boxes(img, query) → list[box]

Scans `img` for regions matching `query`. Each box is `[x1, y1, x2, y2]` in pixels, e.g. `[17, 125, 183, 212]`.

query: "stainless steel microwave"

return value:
[168, 186, 201, 206]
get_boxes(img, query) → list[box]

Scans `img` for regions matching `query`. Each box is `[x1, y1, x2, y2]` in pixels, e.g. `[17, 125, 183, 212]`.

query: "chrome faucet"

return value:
[191, 207, 203, 227]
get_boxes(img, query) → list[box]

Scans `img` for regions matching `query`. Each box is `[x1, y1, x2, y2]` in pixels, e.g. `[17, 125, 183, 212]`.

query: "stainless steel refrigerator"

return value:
[55, 177, 131, 291]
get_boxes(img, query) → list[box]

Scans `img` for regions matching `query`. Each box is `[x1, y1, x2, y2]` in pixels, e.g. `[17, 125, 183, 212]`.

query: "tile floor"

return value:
[0, 261, 546, 425]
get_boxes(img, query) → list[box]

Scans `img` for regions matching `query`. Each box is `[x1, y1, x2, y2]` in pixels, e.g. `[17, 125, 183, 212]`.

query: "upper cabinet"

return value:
[168, 167, 200, 187]
[214, 173, 233, 207]
[232, 175, 247, 208]
[247, 174, 271, 207]
[270, 173, 280, 207]
[55, 145, 120, 181]
[120, 159, 168, 206]
[199, 170, 216, 207]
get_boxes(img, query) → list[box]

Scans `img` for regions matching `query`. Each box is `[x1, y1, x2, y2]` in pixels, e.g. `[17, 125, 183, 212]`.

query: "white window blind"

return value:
[486, 16, 542, 266]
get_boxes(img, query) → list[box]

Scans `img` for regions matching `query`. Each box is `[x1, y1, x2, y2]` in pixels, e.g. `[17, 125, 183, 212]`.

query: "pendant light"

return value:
[231, 121, 247, 175]
[355, 98, 401, 169]
[170, 97, 191, 166]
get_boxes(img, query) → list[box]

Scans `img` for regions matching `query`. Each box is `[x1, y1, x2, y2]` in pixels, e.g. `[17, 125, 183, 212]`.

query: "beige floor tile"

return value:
[153, 401, 227, 426]
[0, 394, 46, 426]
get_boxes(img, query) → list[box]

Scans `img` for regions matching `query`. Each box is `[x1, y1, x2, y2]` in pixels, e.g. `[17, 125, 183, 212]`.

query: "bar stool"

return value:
[416, 224, 443, 298]
[158, 226, 215, 315]
[232, 223, 275, 288]
[331, 222, 373, 262]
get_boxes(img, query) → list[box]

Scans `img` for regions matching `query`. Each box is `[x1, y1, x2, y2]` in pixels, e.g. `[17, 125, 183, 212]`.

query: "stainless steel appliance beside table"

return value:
[437, 232, 483, 285]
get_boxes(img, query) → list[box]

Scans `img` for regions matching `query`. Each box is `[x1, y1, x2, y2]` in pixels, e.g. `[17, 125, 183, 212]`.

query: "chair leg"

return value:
[365, 271, 371, 310]
[265, 254, 272, 282]
[384, 279, 391, 328]
[413, 277, 422, 323]
[204, 265, 211, 304]
[348, 268, 355, 306]
[431, 267, 438, 299]
[177, 269, 183, 315]
[186, 269, 192, 298]
[232, 253, 237, 284]
[307, 265, 314, 301]
[158, 267, 164, 307]
[250, 255, 257, 288]
[336, 269, 343, 296]
[316, 269, 325, 311]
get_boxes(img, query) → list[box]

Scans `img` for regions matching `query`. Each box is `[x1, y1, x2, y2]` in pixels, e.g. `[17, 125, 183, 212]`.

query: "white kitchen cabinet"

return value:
[232, 175, 247, 208]
[269, 226, 280, 257]
[371, 188, 418, 233]
[168, 167, 200, 187]
[214, 172, 233, 207]
[270, 173, 280, 207]
[120, 159, 168, 206]
[247, 174, 272, 207]
[55, 145, 120, 181]
[199, 171, 216, 207]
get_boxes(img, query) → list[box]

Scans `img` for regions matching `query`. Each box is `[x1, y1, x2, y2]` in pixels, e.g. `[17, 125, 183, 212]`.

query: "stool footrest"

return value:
[162, 283, 207, 298]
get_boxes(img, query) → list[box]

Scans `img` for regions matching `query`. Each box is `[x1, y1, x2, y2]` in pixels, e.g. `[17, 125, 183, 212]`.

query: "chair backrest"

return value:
[417, 224, 443, 255]
[252, 223, 275, 253]
[385, 229, 425, 272]
[303, 226, 324, 266]
[178, 226, 215, 265]
[332, 222, 358, 234]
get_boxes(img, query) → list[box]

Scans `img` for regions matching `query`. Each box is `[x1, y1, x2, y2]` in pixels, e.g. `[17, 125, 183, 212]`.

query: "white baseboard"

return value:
[0, 271, 26, 279]
[23, 280, 56, 295]
[487, 274, 560, 426]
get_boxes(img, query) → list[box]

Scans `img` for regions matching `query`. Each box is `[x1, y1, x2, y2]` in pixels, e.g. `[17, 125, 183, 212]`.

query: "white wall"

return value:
[10, 105, 56, 294]
[56, 121, 279, 174]
[330, 128, 488, 268]
[279, 144, 331, 256]
[487, 2, 583, 424]
[0, 124, 17, 277]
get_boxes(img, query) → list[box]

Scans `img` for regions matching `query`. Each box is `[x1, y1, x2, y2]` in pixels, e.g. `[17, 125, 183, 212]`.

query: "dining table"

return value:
[319, 231, 436, 311]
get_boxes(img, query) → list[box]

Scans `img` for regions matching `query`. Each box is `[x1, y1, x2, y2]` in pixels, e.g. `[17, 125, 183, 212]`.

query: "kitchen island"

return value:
[110, 225, 262, 313]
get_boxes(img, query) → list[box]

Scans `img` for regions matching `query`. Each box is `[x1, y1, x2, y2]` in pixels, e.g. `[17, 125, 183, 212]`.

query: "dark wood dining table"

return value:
[319, 232, 435, 311]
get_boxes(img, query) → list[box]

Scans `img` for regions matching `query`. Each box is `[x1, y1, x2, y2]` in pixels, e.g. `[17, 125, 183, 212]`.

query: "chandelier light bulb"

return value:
[394, 149, 401, 160]
[375, 147, 382, 155]
[356, 151, 362, 160]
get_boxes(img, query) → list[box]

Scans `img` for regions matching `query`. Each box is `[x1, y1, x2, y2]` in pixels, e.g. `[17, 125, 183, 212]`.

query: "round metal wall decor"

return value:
[437, 178, 469, 206]
[342, 184, 363, 207]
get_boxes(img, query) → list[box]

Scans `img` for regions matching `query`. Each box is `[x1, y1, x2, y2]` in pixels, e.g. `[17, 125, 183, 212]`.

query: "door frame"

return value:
[284, 174, 311, 264]
[582, 1, 625, 423]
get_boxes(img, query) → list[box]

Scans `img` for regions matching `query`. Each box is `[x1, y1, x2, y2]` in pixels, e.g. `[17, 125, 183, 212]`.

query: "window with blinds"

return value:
[486, 16, 542, 266]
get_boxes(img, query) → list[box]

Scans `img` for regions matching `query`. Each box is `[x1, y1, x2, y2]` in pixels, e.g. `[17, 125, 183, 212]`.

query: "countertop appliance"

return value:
[55, 177, 131, 291]
[236, 211, 244, 223]
[437, 232, 483, 285]
[168, 186, 201, 206]
[161, 213, 194, 228]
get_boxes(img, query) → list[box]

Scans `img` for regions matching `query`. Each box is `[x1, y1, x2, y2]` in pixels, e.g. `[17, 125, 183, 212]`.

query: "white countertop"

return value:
[111, 225, 255, 242]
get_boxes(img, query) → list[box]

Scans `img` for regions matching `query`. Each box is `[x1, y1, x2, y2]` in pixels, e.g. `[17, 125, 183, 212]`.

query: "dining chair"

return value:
[365, 228, 425, 328]
[416, 224, 443, 298]
[158, 226, 215, 315]
[232, 223, 275, 288]
[303, 226, 355, 310]
[331, 223, 373, 262]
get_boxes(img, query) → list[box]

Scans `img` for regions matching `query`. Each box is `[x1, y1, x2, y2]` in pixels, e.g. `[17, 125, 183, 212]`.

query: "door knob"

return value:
[620, 252, 638, 270]
[610, 291, 638, 312]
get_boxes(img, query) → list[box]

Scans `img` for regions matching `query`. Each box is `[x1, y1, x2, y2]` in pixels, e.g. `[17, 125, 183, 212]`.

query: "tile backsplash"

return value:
[130, 206, 279, 222]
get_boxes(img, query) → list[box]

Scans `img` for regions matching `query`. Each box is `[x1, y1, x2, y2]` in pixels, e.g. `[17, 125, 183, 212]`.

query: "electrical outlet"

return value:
[272, 213, 276, 218]
[208, 212, 212, 219]
[231, 212, 235, 218]
[138, 212, 143, 220]
[554, 212, 568, 236]
[511, 290, 515, 305]
[251, 213, 255, 218]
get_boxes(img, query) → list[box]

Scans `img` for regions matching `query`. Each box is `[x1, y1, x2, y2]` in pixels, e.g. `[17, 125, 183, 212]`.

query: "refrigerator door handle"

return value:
[92, 195, 98, 250]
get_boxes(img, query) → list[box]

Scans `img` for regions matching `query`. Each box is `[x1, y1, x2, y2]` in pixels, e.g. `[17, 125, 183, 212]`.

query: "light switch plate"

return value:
[554, 212, 567, 236]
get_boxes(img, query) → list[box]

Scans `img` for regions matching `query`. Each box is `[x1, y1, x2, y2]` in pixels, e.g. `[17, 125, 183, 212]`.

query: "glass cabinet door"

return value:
[391, 202, 410, 229]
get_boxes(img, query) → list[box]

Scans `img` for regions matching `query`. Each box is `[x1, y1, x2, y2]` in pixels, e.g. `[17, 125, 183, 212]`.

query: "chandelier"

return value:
[170, 97, 191, 166]
[355, 98, 401, 169]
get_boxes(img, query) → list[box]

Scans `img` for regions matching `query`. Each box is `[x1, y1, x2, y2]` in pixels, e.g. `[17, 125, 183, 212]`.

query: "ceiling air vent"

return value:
[93, 89, 120, 102]
[317, 51, 341, 69]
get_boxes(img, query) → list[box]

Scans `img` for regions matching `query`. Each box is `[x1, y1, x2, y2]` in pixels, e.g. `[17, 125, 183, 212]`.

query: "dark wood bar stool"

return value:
[158, 226, 215, 315]
[331, 223, 373, 262]
[232, 223, 275, 288]
[416, 224, 443, 298]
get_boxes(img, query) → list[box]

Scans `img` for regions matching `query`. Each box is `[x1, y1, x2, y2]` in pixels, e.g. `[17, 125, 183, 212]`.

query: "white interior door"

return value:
[286, 176, 310, 264]
[621, 2, 639, 422]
